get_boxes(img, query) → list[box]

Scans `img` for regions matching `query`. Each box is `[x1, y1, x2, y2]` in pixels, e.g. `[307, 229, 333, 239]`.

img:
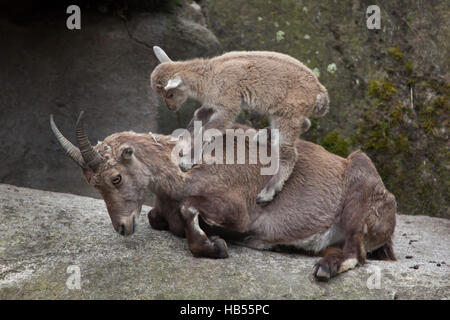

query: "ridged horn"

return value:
[75, 111, 103, 170]
[50, 114, 86, 168]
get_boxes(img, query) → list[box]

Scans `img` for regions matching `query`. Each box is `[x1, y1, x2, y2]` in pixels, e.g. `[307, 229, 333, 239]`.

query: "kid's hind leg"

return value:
[256, 116, 301, 204]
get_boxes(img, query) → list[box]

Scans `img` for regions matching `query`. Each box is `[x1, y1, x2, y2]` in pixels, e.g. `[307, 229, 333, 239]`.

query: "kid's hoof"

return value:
[179, 162, 194, 172]
[211, 237, 229, 259]
[312, 263, 331, 282]
[256, 187, 275, 205]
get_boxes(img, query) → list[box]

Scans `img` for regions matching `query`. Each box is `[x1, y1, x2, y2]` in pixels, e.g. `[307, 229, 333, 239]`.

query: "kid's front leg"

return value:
[256, 118, 301, 204]
[180, 104, 238, 172]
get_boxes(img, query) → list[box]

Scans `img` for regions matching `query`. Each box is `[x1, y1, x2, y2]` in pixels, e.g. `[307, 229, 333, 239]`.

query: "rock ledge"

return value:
[0, 184, 448, 299]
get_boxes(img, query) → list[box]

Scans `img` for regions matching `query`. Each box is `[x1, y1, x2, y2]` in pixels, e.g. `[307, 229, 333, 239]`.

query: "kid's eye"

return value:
[112, 175, 122, 185]
[167, 92, 174, 98]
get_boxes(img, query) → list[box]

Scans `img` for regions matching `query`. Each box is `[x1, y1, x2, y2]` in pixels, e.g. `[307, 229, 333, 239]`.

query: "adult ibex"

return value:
[50, 113, 396, 281]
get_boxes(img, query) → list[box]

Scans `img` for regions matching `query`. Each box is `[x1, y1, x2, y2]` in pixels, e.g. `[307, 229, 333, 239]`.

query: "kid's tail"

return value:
[313, 89, 329, 117]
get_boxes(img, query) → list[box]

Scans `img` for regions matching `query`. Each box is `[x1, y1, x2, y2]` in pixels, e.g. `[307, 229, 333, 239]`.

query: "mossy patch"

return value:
[386, 47, 403, 60]
[206, 0, 449, 218]
[320, 130, 350, 157]
[367, 79, 398, 100]
[355, 73, 449, 217]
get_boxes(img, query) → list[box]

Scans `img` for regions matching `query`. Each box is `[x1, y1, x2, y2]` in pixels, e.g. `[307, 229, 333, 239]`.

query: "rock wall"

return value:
[0, 1, 219, 200]
[205, 0, 449, 218]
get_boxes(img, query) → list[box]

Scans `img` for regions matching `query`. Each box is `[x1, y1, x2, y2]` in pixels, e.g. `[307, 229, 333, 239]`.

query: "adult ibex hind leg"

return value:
[312, 188, 369, 281]
[256, 113, 302, 204]
[313, 152, 396, 281]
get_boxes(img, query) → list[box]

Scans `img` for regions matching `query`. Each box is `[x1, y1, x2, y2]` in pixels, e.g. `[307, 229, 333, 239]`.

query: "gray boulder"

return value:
[0, 184, 448, 299]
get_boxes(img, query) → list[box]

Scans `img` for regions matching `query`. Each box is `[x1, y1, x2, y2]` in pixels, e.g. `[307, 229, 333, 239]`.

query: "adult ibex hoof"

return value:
[312, 263, 331, 282]
[211, 236, 229, 259]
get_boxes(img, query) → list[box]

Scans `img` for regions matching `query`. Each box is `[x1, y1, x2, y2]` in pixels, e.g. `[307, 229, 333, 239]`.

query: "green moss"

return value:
[389, 104, 404, 123]
[356, 75, 449, 217]
[386, 47, 404, 60]
[355, 121, 389, 152]
[419, 105, 437, 134]
[367, 79, 398, 100]
[393, 133, 410, 152]
[404, 60, 414, 73]
[320, 130, 350, 157]
[206, 0, 449, 218]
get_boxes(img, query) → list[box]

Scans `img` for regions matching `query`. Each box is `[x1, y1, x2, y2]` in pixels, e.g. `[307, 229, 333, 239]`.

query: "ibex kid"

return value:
[150, 47, 329, 204]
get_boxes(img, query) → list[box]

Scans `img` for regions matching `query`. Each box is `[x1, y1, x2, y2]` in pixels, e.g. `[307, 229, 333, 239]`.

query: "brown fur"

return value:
[150, 49, 329, 203]
[61, 124, 396, 281]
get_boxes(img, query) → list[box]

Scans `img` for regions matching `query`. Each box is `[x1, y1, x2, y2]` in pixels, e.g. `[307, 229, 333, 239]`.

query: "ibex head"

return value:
[151, 46, 188, 111]
[50, 113, 150, 236]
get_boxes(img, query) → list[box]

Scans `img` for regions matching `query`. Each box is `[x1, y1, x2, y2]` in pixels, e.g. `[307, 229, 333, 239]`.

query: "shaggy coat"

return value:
[51, 116, 396, 281]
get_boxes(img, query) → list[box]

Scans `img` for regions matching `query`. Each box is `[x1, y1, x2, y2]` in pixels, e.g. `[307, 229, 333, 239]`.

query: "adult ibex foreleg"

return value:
[179, 194, 250, 258]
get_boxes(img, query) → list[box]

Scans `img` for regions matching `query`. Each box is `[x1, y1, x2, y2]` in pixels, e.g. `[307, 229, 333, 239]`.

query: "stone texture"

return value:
[0, 3, 220, 200]
[205, 0, 449, 218]
[0, 184, 448, 299]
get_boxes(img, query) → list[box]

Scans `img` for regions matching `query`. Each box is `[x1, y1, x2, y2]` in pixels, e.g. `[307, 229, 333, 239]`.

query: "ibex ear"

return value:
[153, 46, 172, 63]
[164, 76, 183, 91]
[121, 146, 134, 160]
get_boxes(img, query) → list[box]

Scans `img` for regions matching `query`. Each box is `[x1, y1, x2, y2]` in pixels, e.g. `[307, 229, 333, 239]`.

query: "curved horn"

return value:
[50, 114, 86, 168]
[76, 111, 103, 170]
[153, 46, 172, 63]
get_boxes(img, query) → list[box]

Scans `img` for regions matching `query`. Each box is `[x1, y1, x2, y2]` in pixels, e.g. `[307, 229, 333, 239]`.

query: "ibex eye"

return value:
[167, 93, 174, 98]
[112, 175, 122, 185]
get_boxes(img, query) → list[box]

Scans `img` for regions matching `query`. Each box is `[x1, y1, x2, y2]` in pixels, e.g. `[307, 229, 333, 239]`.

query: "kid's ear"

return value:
[164, 76, 183, 91]
[121, 146, 134, 160]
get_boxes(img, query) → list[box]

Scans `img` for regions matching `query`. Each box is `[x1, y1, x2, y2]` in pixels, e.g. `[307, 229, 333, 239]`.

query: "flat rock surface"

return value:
[0, 184, 448, 299]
